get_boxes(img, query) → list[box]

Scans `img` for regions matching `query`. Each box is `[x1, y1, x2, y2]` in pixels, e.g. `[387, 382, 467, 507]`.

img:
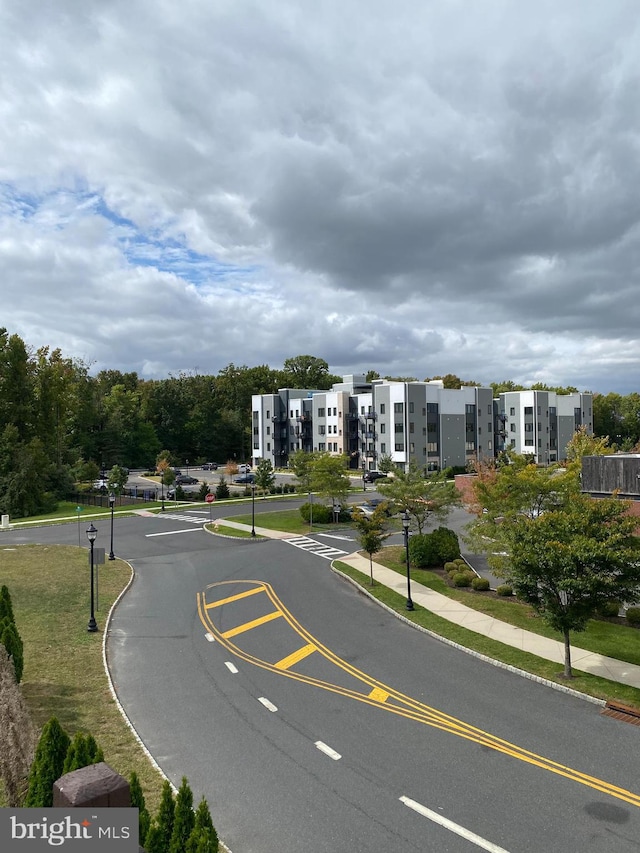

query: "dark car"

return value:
[175, 475, 198, 485]
[363, 470, 387, 483]
[234, 474, 255, 484]
[202, 462, 218, 471]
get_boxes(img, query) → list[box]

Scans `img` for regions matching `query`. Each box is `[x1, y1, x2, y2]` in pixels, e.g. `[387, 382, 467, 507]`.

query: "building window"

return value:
[267, 442, 270, 451]
[394, 423, 404, 433]
[525, 438, 534, 446]
[319, 426, 325, 435]
[410, 442, 415, 453]
[253, 442, 259, 449]
[409, 422, 414, 433]
[409, 402, 414, 413]
[394, 402, 404, 413]
[380, 423, 386, 433]
[380, 403, 386, 414]
[510, 423, 516, 432]
[395, 443, 404, 451]
[524, 406, 533, 415]
[318, 407, 325, 417]
[525, 423, 533, 432]
[380, 443, 386, 453]
[266, 426, 270, 435]
[510, 407, 515, 416]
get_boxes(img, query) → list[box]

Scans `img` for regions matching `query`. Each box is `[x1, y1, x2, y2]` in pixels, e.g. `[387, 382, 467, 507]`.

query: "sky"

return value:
[2, 0, 640, 394]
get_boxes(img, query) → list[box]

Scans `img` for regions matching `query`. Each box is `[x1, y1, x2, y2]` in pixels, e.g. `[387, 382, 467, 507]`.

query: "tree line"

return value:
[2, 327, 640, 518]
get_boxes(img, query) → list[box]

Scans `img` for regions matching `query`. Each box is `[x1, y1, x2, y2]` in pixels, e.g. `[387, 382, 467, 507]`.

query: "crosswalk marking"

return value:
[157, 513, 207, 524]
[284, 535, 348, 560]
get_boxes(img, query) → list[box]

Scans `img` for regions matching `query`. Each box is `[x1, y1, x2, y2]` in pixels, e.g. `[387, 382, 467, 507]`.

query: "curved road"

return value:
[6, 503, 640, 852]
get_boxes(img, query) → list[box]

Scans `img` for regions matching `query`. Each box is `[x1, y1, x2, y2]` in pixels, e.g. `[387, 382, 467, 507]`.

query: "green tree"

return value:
[289, 449, 319, 493]
[144, 822, 164, 853]
[169, 776, 195, 853]
[129, 771, 151, 847]
[62, 732, 103, 774]
[254, 459, 276, 497]
[310, 453, 351, 512]
[24, 717, 71, 807]
[107, 464, 129, 495]
[0, 619, 24, 683]
[279, 355, 339, 390]
[0, 584, 15, 623]
[504, 495, 640, 677]
[377, 462, 460, 533]
[155, 779, 175, 852]
[215, 476, 230, 500]
[351, 505, 390, 585]
[186, 797, 219, 853]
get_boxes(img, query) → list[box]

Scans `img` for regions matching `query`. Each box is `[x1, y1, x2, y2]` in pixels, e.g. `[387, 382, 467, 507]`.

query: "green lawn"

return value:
[1, 544, 166, 813]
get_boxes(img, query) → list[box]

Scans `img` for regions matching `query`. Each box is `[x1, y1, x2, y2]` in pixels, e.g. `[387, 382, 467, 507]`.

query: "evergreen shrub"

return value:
[496, 585, 513, 597]
[626, 607, 640, 627]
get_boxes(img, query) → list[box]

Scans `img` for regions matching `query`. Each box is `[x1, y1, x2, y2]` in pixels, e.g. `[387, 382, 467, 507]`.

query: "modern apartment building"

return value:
[496, 390, 593, 466]
[252, 377, 592, 471]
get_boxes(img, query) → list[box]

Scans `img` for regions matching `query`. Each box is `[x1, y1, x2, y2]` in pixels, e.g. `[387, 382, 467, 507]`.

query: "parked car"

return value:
[166, 487, 176, 499]
[93, 479, 108, 491]
[175, 475, 198, 485]
[238, 463, 252, 474]
[202, 462, 218, 471]
[363, 470, 387, 483]
[234, 474, 255, 484]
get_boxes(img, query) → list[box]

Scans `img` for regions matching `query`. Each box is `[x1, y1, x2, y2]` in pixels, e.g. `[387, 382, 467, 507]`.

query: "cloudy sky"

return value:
[2, 1, 639, 393]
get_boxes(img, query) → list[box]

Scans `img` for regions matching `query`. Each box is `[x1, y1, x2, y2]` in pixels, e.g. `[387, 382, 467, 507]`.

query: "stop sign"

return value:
[205, 493, 215, 503]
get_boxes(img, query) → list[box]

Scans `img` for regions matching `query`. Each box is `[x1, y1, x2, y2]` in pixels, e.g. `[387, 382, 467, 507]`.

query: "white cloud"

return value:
[0, 1, 639, 392]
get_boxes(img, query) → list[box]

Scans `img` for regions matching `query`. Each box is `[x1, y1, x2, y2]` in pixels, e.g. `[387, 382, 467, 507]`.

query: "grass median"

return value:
[1, 543, 165, 811]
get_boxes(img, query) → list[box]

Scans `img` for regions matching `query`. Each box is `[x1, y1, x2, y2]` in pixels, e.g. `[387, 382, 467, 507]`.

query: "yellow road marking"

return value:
[206, 585, 266, 609]
[197, 583, 640, 809]
[368, 687, 389, 703]
[221, 610, 282, 638]
[274, 643, 317, 671]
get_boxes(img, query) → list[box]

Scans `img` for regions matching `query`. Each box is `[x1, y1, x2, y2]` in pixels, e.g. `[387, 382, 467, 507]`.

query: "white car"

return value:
[93, 480, 108, 491]
[238, 464, 252, 474]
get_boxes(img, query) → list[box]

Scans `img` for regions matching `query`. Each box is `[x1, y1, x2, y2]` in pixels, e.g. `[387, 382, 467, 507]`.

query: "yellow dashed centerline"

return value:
[274, 643, 317, 671]
[221, 610, 282, 639]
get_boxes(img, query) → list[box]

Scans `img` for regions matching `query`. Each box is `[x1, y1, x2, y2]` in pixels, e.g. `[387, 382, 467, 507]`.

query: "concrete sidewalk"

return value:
[220, 520, 640, 692]
[340, 552, 640, 691]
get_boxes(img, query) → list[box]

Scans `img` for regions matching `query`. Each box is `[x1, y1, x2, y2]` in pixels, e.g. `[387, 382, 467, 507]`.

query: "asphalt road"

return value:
[5, 504, 640, 852]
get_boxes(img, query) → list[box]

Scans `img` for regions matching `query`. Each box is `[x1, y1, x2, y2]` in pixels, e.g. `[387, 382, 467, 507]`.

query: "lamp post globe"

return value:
[108, 492, 116, 560]
[86, 523, 98, 632]
[402, 510, 414, 611]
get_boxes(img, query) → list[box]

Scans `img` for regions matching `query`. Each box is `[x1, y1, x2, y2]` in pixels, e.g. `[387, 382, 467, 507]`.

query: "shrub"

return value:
[0, 616, 23, 683]
[62, 732, 103, 774]
[215, 477, 230, 500]
[453, 572, 472, 587]
[471, 577, 490, 591]
[626, 607, 640, 627]
[496, 585, 513, 597]
[130, 772, 151, 847]
[299, 503, 332, 524]
[443, 561, 457, 573]
[429, 527, 461, 564]
[169, 777, 195, 853]
[24, 717, 70, 807]
[597, 601, 621, 618]
[409, 534, 438, 568]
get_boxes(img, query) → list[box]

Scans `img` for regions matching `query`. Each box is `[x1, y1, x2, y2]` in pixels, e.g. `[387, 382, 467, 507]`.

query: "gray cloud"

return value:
[1, 1, 639, 393]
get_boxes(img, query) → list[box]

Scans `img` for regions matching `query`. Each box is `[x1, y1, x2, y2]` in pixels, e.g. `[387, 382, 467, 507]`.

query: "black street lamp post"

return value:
[86, 523, 98, 632]
[108, 492, 116, 560]
[161, 470, 165, 512]
[251, 483, 256, 537]
[402, 510, 414, 611]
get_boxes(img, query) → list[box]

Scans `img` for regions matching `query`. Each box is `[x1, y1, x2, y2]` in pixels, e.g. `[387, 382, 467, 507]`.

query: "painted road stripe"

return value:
[399, 796, 511, 852]
[368, 687, 389, 703]
[206, 585, 266, 609]
[225, 662, 238, 674]
[146, 528, 204, 537]
[258, 697, 278, 712]
[221, 610, 282, 639]
[315, 741, 341, 761]
[205, 633, 215, 642]
[274, 643, 316, 671]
